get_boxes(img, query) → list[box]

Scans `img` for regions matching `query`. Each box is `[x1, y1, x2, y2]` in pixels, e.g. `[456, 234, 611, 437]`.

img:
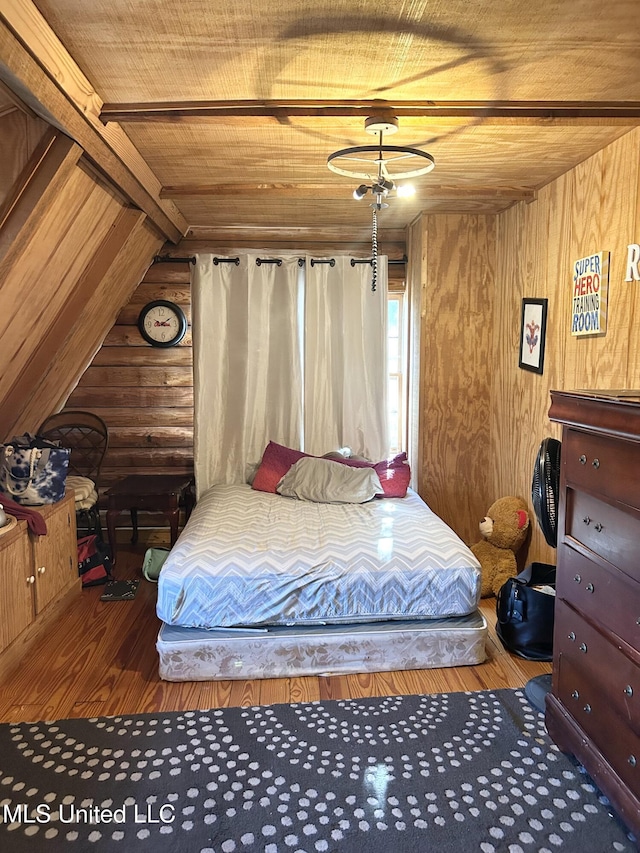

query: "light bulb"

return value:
[396, 183, 415, 198]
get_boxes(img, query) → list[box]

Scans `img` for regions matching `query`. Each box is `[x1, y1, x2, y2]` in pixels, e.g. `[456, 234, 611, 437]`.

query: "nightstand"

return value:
[106, 474, 194, 566]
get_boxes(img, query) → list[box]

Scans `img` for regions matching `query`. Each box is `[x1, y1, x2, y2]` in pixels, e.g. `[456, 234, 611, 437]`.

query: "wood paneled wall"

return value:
[491, 127, 640, 565]
[412, 127, 640, 563]
[413, 214, 496, 545]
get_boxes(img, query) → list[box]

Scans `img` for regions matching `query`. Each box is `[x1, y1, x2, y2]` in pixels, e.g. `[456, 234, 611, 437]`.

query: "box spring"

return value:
[157, 611, 487, 681]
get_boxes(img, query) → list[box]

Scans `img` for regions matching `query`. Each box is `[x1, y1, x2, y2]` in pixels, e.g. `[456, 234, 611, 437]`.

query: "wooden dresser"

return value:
[546, 390, 640, 838]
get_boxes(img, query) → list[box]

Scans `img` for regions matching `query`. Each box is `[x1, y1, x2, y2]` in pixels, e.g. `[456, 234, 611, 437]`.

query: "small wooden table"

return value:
[106, 474, 194, 566]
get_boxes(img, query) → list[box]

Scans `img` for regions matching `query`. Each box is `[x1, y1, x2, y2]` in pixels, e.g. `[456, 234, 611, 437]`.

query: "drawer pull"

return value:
[594, 522, 603, 532]
[585, 582, 594, 593]
[37, 565, 46, 575]
[624, 685, 634, 697]
[629, 756, 637, 768]
[579, 642, 588, 653]
[568, 631, 576, 641]
[27, 575, 35, 585]
[579, 454, 587, 465]
[592, 458, 600, 469]
[571, 690, 579, 700]
[583, 703, 592, 713]
[583, 516, 591, 525]
[574, 574, 582, 584]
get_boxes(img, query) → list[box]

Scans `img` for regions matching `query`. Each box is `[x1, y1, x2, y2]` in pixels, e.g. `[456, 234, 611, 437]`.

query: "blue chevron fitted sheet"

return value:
[156, 484, 481, 628]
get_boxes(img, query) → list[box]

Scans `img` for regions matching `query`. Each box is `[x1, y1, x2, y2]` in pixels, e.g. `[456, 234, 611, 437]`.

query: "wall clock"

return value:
[138, 300, 187, 348]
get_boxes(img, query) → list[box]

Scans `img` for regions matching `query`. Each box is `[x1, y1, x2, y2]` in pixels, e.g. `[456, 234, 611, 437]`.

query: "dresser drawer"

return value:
[558, 546, 640, 648]
[556, 655, 640, 794]
[554, 598, 640, 732]
[564, 428, 640, 510]
[565, 488, 640, 581]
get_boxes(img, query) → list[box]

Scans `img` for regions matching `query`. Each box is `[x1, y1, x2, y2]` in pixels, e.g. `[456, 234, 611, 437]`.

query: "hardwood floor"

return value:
[0, 543, 551, 723]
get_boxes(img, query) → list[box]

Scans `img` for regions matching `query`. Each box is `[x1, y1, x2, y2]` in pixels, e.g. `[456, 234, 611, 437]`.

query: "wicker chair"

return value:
[38, 411, 109, 537]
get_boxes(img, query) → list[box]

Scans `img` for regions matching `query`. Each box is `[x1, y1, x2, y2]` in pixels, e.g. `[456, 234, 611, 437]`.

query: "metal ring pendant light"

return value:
[327, 117, 435, 291]
[327, 145, 435, 181]
[327, 116, 435, 182]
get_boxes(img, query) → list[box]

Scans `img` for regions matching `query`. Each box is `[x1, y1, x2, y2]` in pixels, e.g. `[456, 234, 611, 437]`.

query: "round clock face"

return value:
[138, 300, 187, 348]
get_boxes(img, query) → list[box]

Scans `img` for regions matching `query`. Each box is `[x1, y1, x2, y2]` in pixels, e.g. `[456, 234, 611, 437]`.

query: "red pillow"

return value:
[376, 455, 412, 498]
[251, 441, 309, 493]
[252, 442, 411, 498]
[330, 451, 411, 498]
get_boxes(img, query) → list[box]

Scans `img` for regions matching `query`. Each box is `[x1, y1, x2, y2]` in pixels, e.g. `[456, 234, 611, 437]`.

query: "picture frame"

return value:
[519, 298, 548, 374]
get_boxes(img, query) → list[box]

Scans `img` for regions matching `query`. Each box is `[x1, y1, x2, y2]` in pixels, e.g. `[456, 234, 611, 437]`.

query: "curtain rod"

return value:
[351, 256, 408, 266]
[154, 254, 408, 266]
[153, 255, 196, 264]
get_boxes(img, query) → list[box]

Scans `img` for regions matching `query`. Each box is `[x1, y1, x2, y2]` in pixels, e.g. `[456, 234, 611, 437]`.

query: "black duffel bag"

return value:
[495, 562, 556, 661]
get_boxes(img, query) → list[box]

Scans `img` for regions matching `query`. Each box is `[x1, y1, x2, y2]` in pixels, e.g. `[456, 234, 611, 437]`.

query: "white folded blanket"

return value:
[66, 475, 98, 510]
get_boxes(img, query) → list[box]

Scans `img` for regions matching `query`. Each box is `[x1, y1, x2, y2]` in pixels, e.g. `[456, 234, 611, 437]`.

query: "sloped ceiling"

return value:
[0, 126, 165, 439]
[23, 0, 640, 237]
[0, 5, 178, 439]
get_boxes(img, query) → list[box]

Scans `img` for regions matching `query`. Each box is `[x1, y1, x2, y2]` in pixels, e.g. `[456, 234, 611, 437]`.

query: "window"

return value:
[387, 289, 407, 455]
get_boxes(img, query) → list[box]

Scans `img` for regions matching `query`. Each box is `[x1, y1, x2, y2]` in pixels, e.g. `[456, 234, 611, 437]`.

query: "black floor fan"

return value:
[524, 437, 562, 712]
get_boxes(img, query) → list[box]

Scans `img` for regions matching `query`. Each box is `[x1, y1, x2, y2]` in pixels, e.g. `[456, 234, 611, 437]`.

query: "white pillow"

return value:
[277, 457, 384, 504]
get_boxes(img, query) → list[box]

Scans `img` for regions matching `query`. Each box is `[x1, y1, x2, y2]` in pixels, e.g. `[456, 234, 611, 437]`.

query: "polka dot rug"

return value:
[0, 689, 635, 852]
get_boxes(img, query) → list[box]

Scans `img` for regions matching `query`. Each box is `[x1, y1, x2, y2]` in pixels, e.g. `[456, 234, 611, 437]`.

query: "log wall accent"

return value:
[69, 261, 194, 498]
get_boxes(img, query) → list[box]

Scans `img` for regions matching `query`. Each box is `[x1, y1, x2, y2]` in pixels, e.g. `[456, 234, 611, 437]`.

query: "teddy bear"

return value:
[470, 496, 530, 598]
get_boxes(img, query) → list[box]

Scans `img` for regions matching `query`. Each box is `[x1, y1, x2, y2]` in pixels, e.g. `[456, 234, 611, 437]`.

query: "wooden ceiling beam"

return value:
[162, 183, 340, 197]
[100, 99, 640, 125]
[161, 183, 537, 202]
[0, 7, 187, 242]
[182, 224, 407, 243]
[1, 0, 102, 119]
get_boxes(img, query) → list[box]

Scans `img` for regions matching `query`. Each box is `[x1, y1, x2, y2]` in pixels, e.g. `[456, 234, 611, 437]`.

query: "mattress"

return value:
[156, 484, 481, 628]
[157, 612, 488, 681]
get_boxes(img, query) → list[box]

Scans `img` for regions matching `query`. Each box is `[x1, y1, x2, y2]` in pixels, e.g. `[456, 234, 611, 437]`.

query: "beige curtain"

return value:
[192, 253, 303, 496]
[304, 256, 388, 460]
[193, 252, 389, 495]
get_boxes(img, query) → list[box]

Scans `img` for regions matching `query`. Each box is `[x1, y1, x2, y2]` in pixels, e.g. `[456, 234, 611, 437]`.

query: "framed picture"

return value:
[519, 298, 548, 374]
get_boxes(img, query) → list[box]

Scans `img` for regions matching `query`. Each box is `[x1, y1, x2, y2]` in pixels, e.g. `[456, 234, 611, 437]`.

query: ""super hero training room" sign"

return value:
[571, 251, 609, 337]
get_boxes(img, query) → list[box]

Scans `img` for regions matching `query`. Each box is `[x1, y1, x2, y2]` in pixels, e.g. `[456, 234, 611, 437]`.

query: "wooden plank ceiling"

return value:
[20, 0, 640, 235]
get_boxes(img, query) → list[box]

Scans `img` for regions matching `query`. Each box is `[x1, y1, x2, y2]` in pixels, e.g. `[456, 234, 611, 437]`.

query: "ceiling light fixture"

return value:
[328, 116, 435, 291]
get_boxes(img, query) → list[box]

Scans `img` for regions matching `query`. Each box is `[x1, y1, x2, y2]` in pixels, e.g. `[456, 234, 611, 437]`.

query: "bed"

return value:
[155, 472, 487, 681]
